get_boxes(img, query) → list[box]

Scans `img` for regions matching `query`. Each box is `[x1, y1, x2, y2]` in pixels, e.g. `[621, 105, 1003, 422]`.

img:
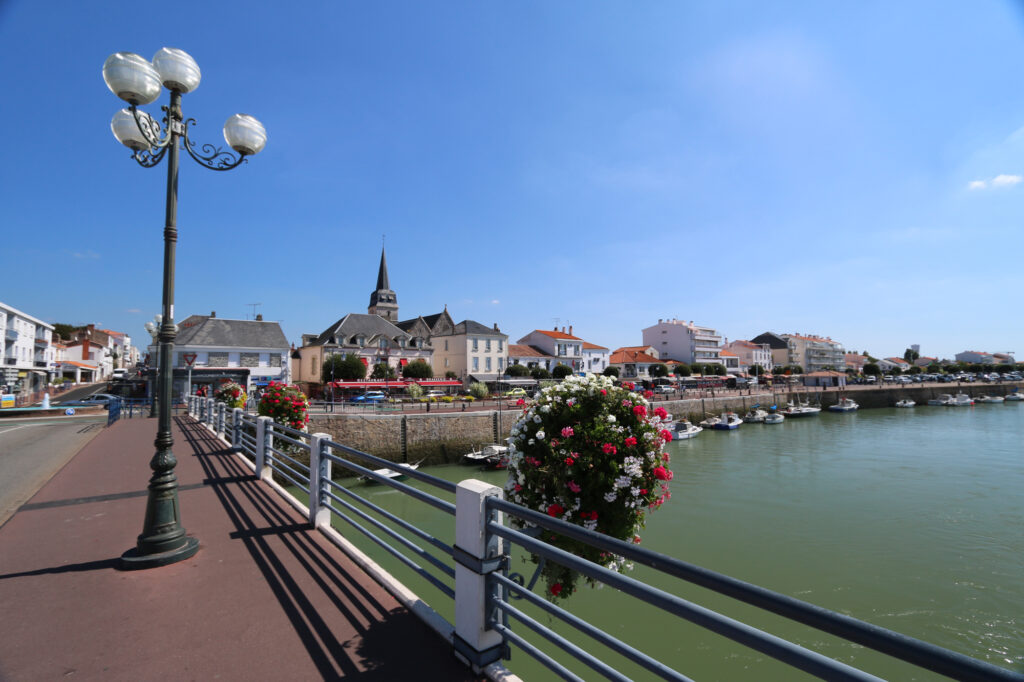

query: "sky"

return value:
[2, 1, 1024, 361]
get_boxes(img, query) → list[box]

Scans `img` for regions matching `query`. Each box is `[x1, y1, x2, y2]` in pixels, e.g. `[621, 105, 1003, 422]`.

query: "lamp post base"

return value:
[120, 536, 199, 570]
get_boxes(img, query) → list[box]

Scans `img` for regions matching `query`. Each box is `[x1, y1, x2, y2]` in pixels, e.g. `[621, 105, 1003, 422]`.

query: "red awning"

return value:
[329, 379, 462, 388]
[360, 358, 368, 365]
[400, 359, 408, 366]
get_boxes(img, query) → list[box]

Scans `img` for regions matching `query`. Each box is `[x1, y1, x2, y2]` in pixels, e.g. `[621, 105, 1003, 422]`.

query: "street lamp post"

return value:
[104, 48, 266, 569]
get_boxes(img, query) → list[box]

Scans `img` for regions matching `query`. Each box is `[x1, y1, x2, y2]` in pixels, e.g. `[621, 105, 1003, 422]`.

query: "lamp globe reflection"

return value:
[104, 47, 266, 570]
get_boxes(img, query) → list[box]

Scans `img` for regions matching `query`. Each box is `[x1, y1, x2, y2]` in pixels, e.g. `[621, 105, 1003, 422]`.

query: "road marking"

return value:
[0, 424, 39, 436]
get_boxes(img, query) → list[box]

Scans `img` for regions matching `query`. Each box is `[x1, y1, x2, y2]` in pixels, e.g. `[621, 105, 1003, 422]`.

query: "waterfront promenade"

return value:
[0, 415, 480, 680]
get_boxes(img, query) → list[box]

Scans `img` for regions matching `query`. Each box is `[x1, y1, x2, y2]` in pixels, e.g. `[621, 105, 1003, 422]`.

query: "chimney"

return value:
[562, 326, 566, 333]
[493, 323, 498, 331]
[256, 313, 263, 321]
[210, 311, 216, 318]
[569, 325, 573, 336]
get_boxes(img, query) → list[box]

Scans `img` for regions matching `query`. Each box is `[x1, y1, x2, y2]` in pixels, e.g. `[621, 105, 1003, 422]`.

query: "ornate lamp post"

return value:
[143, 315, 162, 418]
[104, 48, 266, 569]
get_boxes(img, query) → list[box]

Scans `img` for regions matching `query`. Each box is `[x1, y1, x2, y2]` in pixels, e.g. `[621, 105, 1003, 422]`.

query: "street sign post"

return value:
[183, 353, 197, 397]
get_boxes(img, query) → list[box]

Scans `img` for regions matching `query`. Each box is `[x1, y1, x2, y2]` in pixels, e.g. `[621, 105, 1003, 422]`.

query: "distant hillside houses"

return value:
[955, 350, 1015, 365]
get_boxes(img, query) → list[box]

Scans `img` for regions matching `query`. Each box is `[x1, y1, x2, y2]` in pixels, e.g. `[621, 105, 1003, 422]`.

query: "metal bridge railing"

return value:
[187, 397, 1024, 682]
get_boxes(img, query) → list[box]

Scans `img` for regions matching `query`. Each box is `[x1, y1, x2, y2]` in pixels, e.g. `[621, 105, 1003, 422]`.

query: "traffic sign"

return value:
[183, 353, 197, 367]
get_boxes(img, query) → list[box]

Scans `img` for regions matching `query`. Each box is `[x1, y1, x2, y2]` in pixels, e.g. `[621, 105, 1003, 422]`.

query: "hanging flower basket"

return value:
[214, 381, 247, 410]
[257, 381, 310, 431]
[505, 374, 674, 601]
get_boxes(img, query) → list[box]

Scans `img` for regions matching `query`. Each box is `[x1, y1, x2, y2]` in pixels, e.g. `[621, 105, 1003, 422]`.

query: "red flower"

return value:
[633, 405, 647, 418]
[599, 389, 607, 395]
[514, 484, 522, 492]
[624, 436, 638, 447]
[654, 407, 668, 420]
[602, 443, 617, 455]
[644, 390, 654, 399]
[653, 466, 673, 481]
[550, 583, 563, 596]
[659, 429, 673, 443]
[564, 457, 575, 466]
[516, 398, 525, 406]
[547, 503, 565, 517]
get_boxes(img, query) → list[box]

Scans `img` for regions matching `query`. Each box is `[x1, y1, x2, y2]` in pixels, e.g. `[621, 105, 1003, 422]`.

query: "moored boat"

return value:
[975, 395, 1004, 404]
[712, 412, 742, 430]
[743, 407, 767, 423]
[699, 415, 721, 429]
[927, 394, 954, 406]
[951, 393, 974, 406]
[764, 412, 785, 424]
[462, 443, 509, 465]
[781, 402, 821, 417]
[895, 399, 915, 408]
[1005, 392, 1023, 402]
[673, 419, 703, 439]
[828, 398, 859, 413]
[360, 459, 422, 483]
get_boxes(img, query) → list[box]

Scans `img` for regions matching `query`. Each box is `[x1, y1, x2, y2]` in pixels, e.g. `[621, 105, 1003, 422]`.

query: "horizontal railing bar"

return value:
[490, 523, 882, 682]
[271, 431, 309, 449]
[486, 500, 1020, 682]
[490, 572, 690, 682]
[325, 500, 455, 600]
[272, 421, 309, 439]
[266, 450, 310, 481]
[495, 598, 630, 681]
[323, 452, 455, 516]
[268, 465, 310, 494]
[267, 447, 309, 475]
[324, 438, 456, 493]
[491, 621, 584, 682]
[324, 479, 454, 558]
[322, 487, 455, 579]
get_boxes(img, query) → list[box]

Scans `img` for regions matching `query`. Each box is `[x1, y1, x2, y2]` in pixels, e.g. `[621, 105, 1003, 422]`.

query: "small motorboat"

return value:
[928, 394, 954, 406]
[743, 406, 767, 423]
[764, 412, 785, 424]
[781, 402, 821, 417]
[360, 459, 422, 483]
[712, 412, 742, 430]
[895, 399, 916, 408]
[1005, 392, 1023, 402]
[462, 443, 508, 465]
[975, 395, 1004, 404]
[828, 398, 859, 413]
[673, 419, 703, 439]
[951, 393, 974, 406]
[699, 415, 721, 429]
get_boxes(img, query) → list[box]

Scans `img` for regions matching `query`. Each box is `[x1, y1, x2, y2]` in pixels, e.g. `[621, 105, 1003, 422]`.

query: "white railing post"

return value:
[206, 397, 215, 426]
[255, 415, 274, 481]
[308, 432, 333, 529]
[453, 479, 505, 670]
[217, 402, 226, 436]
[231, 407, 243, 449]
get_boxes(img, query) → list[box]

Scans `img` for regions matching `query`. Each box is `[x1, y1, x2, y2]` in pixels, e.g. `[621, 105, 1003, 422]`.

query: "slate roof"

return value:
[312, 313, 411, 346]
[175, 317, 288, 349]
[454, 320, 506, 337]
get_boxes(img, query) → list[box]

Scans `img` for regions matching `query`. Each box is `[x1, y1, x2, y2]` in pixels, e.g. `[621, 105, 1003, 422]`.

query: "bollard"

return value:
[231, 408, 243, 449]
[307, 432, 333, 528]
[255, 415, 274, 481]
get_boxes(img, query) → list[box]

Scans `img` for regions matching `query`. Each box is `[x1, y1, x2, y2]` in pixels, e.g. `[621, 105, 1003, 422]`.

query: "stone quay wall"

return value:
[307, 383, 1022, 466]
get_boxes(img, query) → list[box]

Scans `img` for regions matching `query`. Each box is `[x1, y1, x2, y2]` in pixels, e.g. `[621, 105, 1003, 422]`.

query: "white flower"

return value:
[533, 415, 542, 423]
[604, 491, 618, 503]
[536, 430, 546, 440]
[607, 415, 616, 423]
[528, 439, 535, 445]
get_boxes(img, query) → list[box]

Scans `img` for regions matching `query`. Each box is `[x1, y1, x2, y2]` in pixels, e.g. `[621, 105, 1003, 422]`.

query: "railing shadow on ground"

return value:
[175, 417, 473, 680]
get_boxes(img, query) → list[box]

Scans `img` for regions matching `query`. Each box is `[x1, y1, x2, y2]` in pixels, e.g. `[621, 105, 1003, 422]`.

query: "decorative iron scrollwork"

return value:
[182, 119, 247, 171]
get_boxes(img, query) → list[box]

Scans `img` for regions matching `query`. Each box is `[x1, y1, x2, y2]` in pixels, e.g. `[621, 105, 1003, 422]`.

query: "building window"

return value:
[472, 357, 479, 371]
[444, 340, 449, 351]
[498, 357, 504, 371]
[472, 338, 478, 351]
[485, 339, 491, 352]
[445, 358, 449, 367]
[486, 357, 492, 371]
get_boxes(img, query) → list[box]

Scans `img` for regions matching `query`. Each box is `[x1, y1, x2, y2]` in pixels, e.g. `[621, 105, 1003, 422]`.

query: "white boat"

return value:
[927, 394, 954, 406]
[781, 402, 821, 418]
[951, 393, 974, 406]
[743, 407, 767, 423]
[712, 412, 742, 430]
[828, 398, 859, 413]
[975, 395, 1004, 404]
[699, 415, 721, 429]
[1005, 392, 1023, 402]
[360, 460, 421, 483]
[764, 412, 785, 424]
[673, 419, 703, 439]
[462, 443, 508, 464]
[895, 399, 916, 408]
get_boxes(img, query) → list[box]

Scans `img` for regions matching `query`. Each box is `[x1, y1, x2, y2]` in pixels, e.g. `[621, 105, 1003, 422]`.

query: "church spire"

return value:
[368, 246, 399, 321]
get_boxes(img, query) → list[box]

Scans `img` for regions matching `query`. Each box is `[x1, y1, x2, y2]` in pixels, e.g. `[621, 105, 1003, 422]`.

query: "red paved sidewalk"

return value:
[0, 415, 480, 681]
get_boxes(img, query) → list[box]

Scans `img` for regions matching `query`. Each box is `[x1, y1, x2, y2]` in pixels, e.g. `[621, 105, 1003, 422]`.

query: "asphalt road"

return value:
[0, 415, 106, 527]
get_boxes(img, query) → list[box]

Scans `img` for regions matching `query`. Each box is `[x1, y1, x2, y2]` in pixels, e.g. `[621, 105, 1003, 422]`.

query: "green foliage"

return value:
[903, 348, 920, 363]
[406, 383, 424, 399]
[327, 354, 367, 381]
[530, 367, 552, 380]
[371, 362, 398, 380]
[445, 370, 458, 379]
[401, 359, 433, 379]
[462, 395, 476, 403]
[506, 374, 674, 601]
[926, 362, 942, 374]
[441, 396, 454, 403]
[505, 364, 531, 377]
[602, 366, 620, 377]
[469, 382, 489, 399]
[863, 363, 881, 376]
[908, 365, 922, 375]
[648, 363, 668, 378]
[53, 323, 74, 340]
[552, 364, 573, 379]
[789, 365, 803, 375]
[257, 382, 310, 431]
[748, 364, 764, 377]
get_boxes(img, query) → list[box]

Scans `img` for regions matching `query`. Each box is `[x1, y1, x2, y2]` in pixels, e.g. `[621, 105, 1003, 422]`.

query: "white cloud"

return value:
[992, 174, 1022, 187]
[967, 174, 1021, 190]
[490, 299, 500, 305]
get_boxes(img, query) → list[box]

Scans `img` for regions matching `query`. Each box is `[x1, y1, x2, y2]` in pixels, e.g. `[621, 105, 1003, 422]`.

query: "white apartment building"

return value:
[724, 340, 774, 373]
[518, 327, 585, 372]
[582, 342, 610, 374]
[641, 318, 723, 367]
[1, 301, 56, 394]
[782, 334, 846, 373]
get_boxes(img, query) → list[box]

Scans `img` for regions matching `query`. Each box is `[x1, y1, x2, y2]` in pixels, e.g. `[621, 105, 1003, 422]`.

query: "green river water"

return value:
[330, 403, 1024, 680]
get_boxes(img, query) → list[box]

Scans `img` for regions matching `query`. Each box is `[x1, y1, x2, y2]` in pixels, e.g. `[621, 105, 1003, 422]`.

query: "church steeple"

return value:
[368, 247, 399, 321]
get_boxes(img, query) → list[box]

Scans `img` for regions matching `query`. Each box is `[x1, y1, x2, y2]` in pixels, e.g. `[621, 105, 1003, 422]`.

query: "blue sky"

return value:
[2, 1, 1023, 361]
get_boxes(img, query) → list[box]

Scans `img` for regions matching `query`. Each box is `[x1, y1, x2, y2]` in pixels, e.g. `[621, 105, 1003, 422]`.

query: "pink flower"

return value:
[644, 390, 654, 399]
[624, 436, 638, 447]
[567, 480, 581, 493]
[547, 503, 565, 517]
[662, 453, 671, 462]
[516, 398, 525, 406]
[633, 405, 647, 418]
[561, 426, 574, 437]
[580, 510, 598, 521]
[653, 466, 673, 481]
[659, 429, 673, 443]
[564, 457, 575, 466]
[602, 443, 617, 455]
[599, 389, 607, 395]
[514, 484, 522, 492]
[654, 407, 668, 420]
[550, 583, 563, 596]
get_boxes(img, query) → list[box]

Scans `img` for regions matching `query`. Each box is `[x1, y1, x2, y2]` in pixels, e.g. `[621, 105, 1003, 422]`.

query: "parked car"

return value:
[112, 368, 128, 380]
[61, 393, 122, 409]
[654, 385, 675, 394]
[503, 388, 528, 397]
[424, 390, 446, 399]
[351, 391, 387, 403]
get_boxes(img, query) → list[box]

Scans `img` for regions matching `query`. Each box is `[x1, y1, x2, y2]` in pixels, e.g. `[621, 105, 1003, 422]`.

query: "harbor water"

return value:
[337, 402, 1024, 680]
